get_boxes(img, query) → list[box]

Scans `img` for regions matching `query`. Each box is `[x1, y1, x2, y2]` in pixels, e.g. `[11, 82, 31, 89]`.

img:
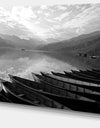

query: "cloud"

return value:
[57, 5, 67, 11]
[62, 5, 100, 35]
[0, 4, 100, 41]
[54, 11, 71, 21]
[40, 5, 48, 10]
[11, 6, 37, 21]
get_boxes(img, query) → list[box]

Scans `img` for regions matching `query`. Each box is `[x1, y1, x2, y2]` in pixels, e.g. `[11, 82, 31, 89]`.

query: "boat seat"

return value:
[18, 94, 25, 97]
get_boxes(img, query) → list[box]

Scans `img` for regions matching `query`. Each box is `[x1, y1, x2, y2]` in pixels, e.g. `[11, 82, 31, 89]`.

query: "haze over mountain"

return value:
[40, 31, 100, 55]
[0, 34, 45, 49]
[0, 4, 100, 52]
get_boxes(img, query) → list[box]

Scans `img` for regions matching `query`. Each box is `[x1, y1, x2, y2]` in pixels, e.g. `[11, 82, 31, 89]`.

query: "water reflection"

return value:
[0, 48, 99, 80]
[0, 48, 77, 80]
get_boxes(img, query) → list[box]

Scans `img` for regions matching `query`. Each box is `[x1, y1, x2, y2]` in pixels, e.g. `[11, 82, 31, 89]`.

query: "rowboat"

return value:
[80, 70, 100, 79]
[71, 70, 100, 83]
[1, 80, 40, 105]
[92, 69, 100, 73]
[52, 71, 100, 92]
[9, 75, 67, 109]
[35, 92, 100, 113]
[38, 72, 100, 102]
[52, 71, 94, 82]
[64, 71, 100, 84]
[14, 74, 92, 102]
[0, 89, 12, 102]
[43, 72, 99, 89]
[35, 73, 100, 92]
[72, 70, 100, 80]
[87, 70, 100, 77]
[33, 73, 100, 101]
[8, 75, 100, 113]
[11, 75, 68, 97]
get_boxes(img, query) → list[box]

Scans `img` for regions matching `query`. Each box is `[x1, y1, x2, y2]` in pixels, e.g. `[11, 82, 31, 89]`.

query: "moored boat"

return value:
[1, 80, 40, 105]
[9, 75, 67, 109]
[64, 71, 100, 84]
[7, 75, 100, 113]
[72, 70, 100, 80]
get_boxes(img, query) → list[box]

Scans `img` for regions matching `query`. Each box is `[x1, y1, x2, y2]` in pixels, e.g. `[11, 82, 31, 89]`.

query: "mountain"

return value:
[0, 34, 45, 50]
[0, 37, 14, 48]
[40, 31, 100, 55]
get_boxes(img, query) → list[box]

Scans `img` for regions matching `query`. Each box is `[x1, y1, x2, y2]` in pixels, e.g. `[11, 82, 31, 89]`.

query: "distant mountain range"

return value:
[0, 34, 45, 50]
[40, 31, 100, 56]
[0, 31, 100, 56]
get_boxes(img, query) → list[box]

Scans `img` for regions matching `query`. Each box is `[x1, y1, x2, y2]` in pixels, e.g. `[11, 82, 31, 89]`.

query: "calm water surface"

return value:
[0, 48, 99, 80]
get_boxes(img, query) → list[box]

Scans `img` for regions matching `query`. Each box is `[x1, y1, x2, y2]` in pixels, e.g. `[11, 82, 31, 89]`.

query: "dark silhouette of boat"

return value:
[36, 72, 100, 102]
[10, 75, 68, 97]
[8, 75, 100, 113]
[71, 70, 100, 81]
[8, 75, 67, 109]
[1, 80, 40, 106]
[92, 69, 100, 73]
[79, 70, 100, 79]
[21, 48, 26, 51]
[64, 71, 100, 84]
[42, 72, 99, 90]
[35, 73, 100, 92]
[51, 71, 100, 92]
[87, 70, 100, 76]
[0, 89, 12, 102]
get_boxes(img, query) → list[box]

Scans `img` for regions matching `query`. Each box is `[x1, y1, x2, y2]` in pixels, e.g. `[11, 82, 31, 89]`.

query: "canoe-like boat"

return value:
[87, 70, 100, 77]
[72, 70, 100, 80]
[71, 70, 100, 84]
[11, 75, 68, 97]
[42, 72, 100, 90]
[0, 89, 12, 102]
[64, 71, 100, 84]
[52, 71, 100, 92]
[92, 69, 100, 73]
[35, 91, 100, 113]
[8, 75, 67, 109]
[52, 71, 95, 83]
[74, 70, 99, 79]
[33, 73, 100, 101]
[8, 75, 100, 113]
[38, 72, 100, 102]
[14, 74, 92, 102]
[1, 80, 40, 105]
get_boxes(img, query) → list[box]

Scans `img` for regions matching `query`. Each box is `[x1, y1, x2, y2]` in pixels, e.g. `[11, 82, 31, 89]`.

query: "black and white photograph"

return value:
[0, 1, 100, 115]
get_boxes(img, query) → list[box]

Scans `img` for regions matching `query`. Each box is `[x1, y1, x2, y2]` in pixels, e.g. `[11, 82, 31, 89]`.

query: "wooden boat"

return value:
[65, 71, 100, 84]
[52, 71, 95, 82]
[73, 70, 100, 80]
[1, 80, 40, 105]
[36, 91, 100, 113]
[35, 73, 100, 93]
[0, 89, 12, 102]
[71, 70, 100, 83]
[11, 75, 68, 97]
[8, 75, 100, 113]
[33, 73, 100, 101]
[81, 70, 100, 78]
[92, 69, 100, 73]
[87, 70, 100, 76]
[38, 72, 100, 101]
[14, 74, 93, 102]
[50, 71, 100, 89]
[8, 75, 67, 109]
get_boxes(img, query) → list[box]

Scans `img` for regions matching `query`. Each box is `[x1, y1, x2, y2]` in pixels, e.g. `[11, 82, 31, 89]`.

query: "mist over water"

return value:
[0, 48, 98, 80]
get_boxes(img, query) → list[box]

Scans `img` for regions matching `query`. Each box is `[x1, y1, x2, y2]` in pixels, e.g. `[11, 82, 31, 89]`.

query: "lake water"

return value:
[0, 48, 99, 80]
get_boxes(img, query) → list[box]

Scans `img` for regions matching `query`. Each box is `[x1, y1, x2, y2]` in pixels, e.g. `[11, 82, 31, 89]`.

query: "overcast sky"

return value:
[0, 2, 100, 41]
